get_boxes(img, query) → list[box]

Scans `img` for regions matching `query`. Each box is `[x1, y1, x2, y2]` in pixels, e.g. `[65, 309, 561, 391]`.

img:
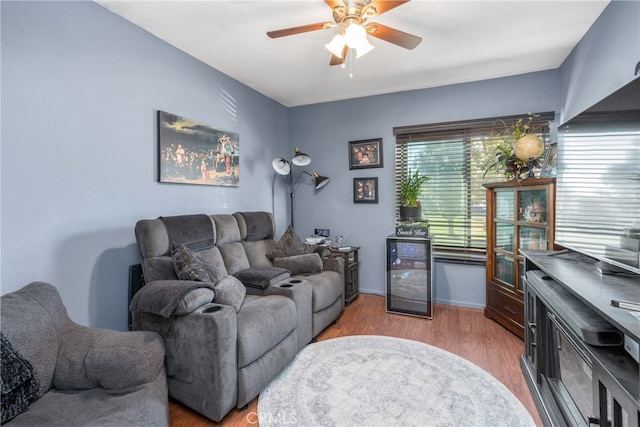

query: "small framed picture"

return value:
[348, 138, 383, 170]
[353, 177, 378, 204]
[540, 143, 557, 178]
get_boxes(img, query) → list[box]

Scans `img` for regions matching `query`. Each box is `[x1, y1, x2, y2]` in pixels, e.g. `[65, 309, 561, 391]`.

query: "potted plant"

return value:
[399, 169, 429, 221]
[483, 114, 544, 180]
[482, 143, 527, 180]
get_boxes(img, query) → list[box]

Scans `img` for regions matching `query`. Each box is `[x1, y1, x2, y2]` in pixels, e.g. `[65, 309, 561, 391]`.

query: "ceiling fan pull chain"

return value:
[349, 51, 354, 79]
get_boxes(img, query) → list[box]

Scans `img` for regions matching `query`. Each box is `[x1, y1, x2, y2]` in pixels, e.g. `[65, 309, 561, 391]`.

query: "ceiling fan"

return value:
[267, 0, 422, 66]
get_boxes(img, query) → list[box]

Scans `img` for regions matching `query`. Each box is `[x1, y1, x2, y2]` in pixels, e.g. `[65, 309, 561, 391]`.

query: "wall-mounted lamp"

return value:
[272, 148, 330, 228]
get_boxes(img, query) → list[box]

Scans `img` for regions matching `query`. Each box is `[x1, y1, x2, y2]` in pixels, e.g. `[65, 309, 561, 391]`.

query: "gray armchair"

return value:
[0, 282, 168, 426]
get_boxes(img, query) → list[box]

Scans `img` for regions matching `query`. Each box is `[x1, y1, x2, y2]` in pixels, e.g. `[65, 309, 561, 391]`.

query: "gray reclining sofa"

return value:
[131, 211, 344, 422]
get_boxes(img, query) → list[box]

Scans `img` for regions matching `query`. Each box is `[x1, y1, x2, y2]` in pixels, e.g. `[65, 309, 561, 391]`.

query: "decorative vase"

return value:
[515, 135, 544, 162]
[399, 205, 421, 221]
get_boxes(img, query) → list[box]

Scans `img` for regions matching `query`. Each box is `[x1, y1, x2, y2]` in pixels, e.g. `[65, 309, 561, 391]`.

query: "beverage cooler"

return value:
[386, 235, 433, 318]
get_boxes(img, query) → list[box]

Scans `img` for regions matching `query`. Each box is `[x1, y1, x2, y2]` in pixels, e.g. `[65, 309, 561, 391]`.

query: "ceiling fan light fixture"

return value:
[344, 23, 374, 58]
[325, 34, 346, 57]
[344, 23, 366, 49]
[355, 39, 375, 58]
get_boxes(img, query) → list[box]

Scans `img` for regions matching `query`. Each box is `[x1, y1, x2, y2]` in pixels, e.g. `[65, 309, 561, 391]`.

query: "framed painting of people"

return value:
[157, 110, 239, 187]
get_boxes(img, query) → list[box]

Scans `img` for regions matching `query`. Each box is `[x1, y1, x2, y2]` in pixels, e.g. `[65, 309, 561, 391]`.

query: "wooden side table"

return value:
[328, 246, 360, 304]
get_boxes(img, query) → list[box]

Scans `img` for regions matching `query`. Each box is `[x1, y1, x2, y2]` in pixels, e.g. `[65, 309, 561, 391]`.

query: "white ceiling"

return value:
[96, 0, 610, 107]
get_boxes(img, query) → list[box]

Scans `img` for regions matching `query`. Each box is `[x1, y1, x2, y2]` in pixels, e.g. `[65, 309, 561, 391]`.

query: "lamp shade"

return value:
[355, 39, 375, 58]
[313, 172, 330, 190]
[272, 157, 291, 175]
[325, 34, 346, 57]
[344, 23, 366, 48]
[292, 148, 311, 166]
[344, 23, 375, 59]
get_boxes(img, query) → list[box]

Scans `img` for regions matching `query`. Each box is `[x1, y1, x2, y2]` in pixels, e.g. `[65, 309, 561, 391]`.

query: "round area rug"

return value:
[258, 335, 534, 427]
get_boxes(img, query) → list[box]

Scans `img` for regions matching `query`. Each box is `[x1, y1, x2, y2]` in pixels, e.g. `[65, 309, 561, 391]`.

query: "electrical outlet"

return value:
[314, 228, 330, 237]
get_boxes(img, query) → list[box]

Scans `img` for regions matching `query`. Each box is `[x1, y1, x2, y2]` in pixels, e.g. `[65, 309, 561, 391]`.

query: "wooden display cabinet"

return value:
[483, 178, 556, 338]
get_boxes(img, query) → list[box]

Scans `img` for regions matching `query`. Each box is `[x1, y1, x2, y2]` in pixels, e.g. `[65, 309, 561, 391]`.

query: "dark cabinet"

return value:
[328, 246, 359, 304]
[521, 250, 639, 427]
[483, 178, 556, 338]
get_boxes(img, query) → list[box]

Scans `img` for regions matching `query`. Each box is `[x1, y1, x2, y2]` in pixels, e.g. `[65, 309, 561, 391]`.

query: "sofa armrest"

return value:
[133, 304, 238, 421]
[54, 327, 165, 391]
[130, 279, 215, 317]
[322, 256, 344, 278]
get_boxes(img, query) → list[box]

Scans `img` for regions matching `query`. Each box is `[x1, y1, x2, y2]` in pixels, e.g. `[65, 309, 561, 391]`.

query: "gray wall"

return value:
[1, 1, 289, 330]
[1, 0, 636, 330]
[560, 0, 640, 123]
[288, 0, 639, 307]
[288, 71, 561, 306]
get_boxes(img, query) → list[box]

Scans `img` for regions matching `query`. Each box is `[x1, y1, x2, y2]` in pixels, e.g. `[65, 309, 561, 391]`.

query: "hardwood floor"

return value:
[169, 294, 542, 426]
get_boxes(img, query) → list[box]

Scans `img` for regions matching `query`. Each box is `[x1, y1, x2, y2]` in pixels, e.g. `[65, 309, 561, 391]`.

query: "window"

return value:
[393, 112, 554, 262]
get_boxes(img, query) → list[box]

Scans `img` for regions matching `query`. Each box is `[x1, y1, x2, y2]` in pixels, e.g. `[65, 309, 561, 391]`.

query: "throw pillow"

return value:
[234, 267, 290, 289]
[214, 276, 246, 312]
[171, 243, 217, 283]
[1, 333, 41, 423]
[266, 225, 312, 260]
[273, 253, 323, 276]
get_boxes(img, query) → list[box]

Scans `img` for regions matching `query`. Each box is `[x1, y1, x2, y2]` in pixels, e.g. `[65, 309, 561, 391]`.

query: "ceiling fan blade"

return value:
[370, 0, 411, 16]
[366, 22, 422, 50]
[329, 45, 348, 66]
[267, 22, 334, 39]
[324, 0, 346, 12]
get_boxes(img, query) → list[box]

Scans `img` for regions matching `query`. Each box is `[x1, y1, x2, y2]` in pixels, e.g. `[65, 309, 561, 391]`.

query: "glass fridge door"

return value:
[386, 236, 433, 318]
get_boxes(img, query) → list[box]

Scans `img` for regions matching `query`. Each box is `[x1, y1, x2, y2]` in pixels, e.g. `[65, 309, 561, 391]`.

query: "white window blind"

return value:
[393, 113, 554, 258]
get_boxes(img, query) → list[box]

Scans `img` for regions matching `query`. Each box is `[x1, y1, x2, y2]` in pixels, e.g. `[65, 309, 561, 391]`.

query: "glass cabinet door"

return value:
[496, 190, 515, 220]
[495, 254, 515, 287]
[518, 189, 548, 224]
[520, 226, 548, 250]
[496, 223, 514, 252]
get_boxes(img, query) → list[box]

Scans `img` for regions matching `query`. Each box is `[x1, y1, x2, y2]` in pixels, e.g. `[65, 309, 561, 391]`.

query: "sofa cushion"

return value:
[197, 247, 229, 281]
[160, 214, 215, 251]
[0, 333, 41, 424]
[234, 267, 290, 289]
[235, 212, 274, 241]
[172, 243, 217, 283]
[242, 240, 276, 267]
[218, 242, 251, 274]
[212, 214, 241, 245]
[214, 276, 246, 312]
[273, 253, 323, 276]
[266, 226, 312, 260]
[236, 296, 296, 367]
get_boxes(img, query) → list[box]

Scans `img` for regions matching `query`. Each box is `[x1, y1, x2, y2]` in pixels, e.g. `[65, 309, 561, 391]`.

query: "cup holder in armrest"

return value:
[281, 279, 303, 288]
[203, 306, 222, 314]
